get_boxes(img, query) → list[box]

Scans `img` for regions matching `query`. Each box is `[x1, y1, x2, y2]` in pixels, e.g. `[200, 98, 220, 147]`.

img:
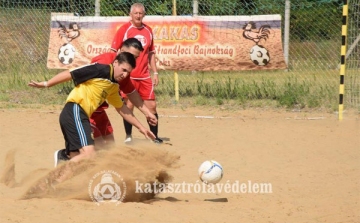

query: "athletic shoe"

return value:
[124, 135, 132, 143]
[54, 149, 69, 167]
[153, 137, 163, 144]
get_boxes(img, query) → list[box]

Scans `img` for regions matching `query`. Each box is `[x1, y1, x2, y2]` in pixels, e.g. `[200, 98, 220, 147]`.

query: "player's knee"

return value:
[144, 100, 156, 111]
[69, 150, 80, 158]
[126, 102, 135, 110]
[79, 146, 96, 159]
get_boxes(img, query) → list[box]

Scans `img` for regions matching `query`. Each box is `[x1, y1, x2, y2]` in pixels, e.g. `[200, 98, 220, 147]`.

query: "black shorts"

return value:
[59, 102, 94, 154]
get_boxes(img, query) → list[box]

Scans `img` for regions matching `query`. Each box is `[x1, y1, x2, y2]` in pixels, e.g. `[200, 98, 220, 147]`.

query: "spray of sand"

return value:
[1, 144, 180, 202]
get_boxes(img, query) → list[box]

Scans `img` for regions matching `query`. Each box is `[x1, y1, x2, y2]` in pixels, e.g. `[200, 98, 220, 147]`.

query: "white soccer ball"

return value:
[250, 45, 270, 66]
[58, 43, 75, 65]
[198, 160, 223, 184]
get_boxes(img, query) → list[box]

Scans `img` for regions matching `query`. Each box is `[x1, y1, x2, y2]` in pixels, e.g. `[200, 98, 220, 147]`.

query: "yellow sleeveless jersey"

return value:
[66, 63, 123, 117]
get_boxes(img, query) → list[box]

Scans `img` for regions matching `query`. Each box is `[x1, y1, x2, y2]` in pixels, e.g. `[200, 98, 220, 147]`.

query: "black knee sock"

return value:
[149, 113, 159, 138]
[123, 119, 133, 136]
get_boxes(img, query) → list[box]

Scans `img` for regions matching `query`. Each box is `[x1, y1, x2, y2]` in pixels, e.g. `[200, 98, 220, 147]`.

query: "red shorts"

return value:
[90, 110, 113, 138]
[129, 78, 155, 100]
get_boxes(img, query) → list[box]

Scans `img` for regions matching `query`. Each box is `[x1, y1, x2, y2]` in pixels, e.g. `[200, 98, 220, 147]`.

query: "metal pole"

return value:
[193, 0, 199, 16]
[95, 0, 100, 16]
[174, 72, 179, 102]
[284, 0, 290, 69]
[338, 0, 349, 120]
[172, 0, 177, 16]
[173, 0, 179, 102]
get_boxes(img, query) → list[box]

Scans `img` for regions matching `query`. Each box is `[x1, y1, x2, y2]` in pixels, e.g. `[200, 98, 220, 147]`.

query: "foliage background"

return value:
[0, 0, 359, 111]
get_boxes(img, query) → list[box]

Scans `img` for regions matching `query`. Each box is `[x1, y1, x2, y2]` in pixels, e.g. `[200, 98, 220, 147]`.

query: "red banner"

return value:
[47, 14, 287, 71]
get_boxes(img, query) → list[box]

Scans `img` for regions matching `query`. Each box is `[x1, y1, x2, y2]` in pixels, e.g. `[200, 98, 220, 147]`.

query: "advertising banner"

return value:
[47, 14, 287, 71]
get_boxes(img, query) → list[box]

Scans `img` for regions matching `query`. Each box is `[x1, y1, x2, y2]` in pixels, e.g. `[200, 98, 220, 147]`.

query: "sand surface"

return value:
[0, 107, 359, 222]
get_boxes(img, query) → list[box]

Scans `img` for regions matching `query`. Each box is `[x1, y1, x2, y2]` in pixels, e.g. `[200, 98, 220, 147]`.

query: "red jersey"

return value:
[91, 52, 116, 65]
[90, 52, 135, 95]
[111, 21, 155, 80]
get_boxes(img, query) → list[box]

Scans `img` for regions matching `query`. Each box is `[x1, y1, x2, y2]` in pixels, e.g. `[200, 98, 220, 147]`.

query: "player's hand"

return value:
[152, 74, 159, 86]
[139, 127, 156, 140]
[28, 80, 48, 88]
[147, 113, 158, 126]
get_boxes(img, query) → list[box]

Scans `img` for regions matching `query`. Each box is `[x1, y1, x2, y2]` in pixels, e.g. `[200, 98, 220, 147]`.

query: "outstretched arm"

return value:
[116, 105, 156, 140]
[127, 90, 157, 126]
[28, 70, 72, 88]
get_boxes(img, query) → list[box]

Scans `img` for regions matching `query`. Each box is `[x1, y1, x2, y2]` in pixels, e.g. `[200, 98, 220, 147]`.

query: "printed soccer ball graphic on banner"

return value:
[250, 45, 270, 66]
[58, 43, 75, 65]
[198, 160, 223, 184]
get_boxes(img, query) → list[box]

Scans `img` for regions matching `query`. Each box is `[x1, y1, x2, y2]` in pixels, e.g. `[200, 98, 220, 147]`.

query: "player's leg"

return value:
[143, 99, 162, 143]
[138, 78, 162, 143]
[90, 112, 106, 146]
[54, 145, 70, 167]
[121, 91, 135, 143]
[54, 110, 104, 167]
[102, 133, 115, 145]
[93, 110, 115, 148]
[68, 145, 95, 162]
[55, 107, 91, 166]
[56, 102, 96, 167]
[54, 144, 96, 184]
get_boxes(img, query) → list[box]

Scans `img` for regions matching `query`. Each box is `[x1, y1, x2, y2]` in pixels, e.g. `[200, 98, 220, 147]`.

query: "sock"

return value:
[149, 113, 159, 138]
[61, 148, 70, 160]
[123, 119, 133, 136]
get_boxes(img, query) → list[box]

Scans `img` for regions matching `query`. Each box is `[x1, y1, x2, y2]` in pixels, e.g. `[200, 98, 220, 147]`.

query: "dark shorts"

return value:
[59, 102, 94, 154]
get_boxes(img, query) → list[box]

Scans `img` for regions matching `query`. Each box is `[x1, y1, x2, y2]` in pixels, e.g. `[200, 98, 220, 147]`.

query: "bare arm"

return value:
[116, 105, 156, 140]
[149, 52, 157, 74]
[148, 52, 159, 86]
[127, 90, 157, 126]
[28, 70, 72, 88]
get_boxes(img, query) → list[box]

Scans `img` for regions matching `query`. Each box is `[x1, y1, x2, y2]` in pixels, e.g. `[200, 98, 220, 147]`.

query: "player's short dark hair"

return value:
[115, 51, 136, 69]
[122, 38, 144, 52]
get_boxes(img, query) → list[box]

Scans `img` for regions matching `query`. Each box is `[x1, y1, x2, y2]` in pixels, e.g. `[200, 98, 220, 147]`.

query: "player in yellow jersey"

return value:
[28, 52, 155, 166]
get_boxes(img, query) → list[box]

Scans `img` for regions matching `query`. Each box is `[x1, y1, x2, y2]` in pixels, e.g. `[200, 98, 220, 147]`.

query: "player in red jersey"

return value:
[90, 38, 157, 147]
[111, 2, 163, 144]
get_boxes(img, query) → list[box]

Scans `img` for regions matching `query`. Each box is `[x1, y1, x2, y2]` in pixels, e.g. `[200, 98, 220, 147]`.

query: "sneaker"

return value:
[124, 135, 132, 143]
[54, 149, 69, 167]
[153, 137, 163, 144]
